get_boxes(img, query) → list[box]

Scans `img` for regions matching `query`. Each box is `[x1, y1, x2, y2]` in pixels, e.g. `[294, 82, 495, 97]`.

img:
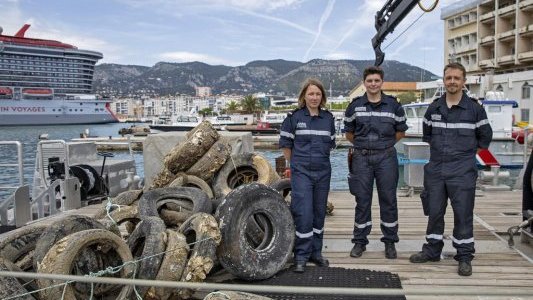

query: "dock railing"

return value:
[0, 141, 30, 227]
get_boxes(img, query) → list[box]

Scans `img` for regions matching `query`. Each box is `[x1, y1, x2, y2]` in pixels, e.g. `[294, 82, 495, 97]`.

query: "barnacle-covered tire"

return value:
[178, 213, 221, 299]
[33, 215, 108, 271]
[186, 138, 232, 182]
[98, 204, 140, 237]
[93, 189, 143, 219]
[160, 208, 191, 227]
[0, 258, 35, 299]
[215, 183, 294, 280]
[269, 178, 291, 202]
[127, 217, 167, 298]
[138, 187, 211, 219]
[169, 174, 215, 200]
[0, 223, 47, 271]
[37, 229, 134, 300]
[213, 153, 280, 199]
[164, 120, 219, 174]
[204, 291, 273, 300]
[145, 230, 190, 300]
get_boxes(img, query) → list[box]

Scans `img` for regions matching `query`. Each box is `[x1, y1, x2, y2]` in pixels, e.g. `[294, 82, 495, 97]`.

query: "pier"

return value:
[5, 189, 531, 299]
[72, 134, 354, 150]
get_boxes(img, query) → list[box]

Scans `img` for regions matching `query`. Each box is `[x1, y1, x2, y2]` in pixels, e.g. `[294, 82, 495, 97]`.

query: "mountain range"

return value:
[93, 59, 437, 97]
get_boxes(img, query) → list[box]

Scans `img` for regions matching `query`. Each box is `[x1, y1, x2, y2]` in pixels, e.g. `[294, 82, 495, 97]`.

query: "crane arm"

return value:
[371, 0, 420, 66]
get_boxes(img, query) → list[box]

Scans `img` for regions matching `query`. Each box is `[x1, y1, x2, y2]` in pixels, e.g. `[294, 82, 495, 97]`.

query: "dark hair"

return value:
[297, 78, 327, 108]
[444, 62, 466, 80]
[363, 66, 384, 80]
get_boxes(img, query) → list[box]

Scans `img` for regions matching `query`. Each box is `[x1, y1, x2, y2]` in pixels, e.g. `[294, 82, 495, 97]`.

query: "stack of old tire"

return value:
[0, 120, 294, 300]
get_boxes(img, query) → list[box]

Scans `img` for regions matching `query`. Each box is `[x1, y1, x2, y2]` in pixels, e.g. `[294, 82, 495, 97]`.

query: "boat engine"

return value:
[48, 158, 107, 201]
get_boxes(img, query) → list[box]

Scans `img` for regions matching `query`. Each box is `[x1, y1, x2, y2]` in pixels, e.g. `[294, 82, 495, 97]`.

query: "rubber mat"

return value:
[226, 266, 406, 300]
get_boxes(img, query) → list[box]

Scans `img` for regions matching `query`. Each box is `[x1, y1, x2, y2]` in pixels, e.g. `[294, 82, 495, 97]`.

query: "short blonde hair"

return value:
[297, 78, 327, 108]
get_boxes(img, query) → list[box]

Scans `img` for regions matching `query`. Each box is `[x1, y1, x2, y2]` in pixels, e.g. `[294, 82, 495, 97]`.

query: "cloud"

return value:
[303, 0, 335, 61]
[158, 51, 240, 65]
[324, 51, 354, 60]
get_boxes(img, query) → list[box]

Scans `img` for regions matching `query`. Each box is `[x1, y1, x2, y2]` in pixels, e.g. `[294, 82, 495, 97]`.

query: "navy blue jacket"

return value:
[279, 107, 336, 162]
[423, 93, 493, 160]
[343, 93, 408, 150]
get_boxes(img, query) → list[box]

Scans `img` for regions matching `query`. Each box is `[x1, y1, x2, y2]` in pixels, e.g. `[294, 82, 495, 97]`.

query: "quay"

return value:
[72, 134, 353, 150]
[8, 189, 532, 299]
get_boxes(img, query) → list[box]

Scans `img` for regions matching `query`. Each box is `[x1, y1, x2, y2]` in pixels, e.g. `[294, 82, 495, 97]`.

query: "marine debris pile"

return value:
[0, 120, 300, 300]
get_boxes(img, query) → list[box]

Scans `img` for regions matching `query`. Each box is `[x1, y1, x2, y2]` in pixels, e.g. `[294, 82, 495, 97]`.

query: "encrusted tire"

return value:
[164, 120, 219, 174]
[145, 230, 189, 300]
[37, 229, 134, 300]
[269, 178, 291, 202]
[215, 183, 294, 280]
[98, 204, 140, 237]
[168, 173, 215, 200]
[0, 258, 35, 300]
[204, 291, 273, 300]
[178, 213, 221, 299]
[94, 189, 143, 219]
[33, 215, 108, 271]
[0, 223, 47, 271]
[186, 138, 232, 182]
[138, 187, 212, 219]
[127, 217, 167, 298]
[213, 153, 280, 199]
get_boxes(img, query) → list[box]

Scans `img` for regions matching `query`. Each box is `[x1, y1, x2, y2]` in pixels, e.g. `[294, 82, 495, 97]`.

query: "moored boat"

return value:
[0, 24, 118, 125]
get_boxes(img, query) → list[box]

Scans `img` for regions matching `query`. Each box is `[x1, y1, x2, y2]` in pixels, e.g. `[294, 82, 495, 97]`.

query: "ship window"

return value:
[52, 109, 56, 112]
[405, 108, 415, 118]
[69, 109, 72, 112]
[488, 106, 501, 113]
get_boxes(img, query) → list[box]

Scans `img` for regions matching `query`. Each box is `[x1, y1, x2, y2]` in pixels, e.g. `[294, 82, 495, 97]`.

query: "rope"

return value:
[3, 235, 215, 300]
[383, 12, 425, 51]
[105, 197, 123, 225]
[418, 0, 439, 12]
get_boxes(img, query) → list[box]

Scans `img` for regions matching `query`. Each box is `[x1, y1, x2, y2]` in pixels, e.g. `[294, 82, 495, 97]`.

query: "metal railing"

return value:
[0, 141, 27, 226]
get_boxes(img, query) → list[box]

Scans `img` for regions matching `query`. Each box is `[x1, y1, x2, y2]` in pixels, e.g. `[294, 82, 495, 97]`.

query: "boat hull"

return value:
[0, 99, 118, 126]
[149, 125, 196, 132]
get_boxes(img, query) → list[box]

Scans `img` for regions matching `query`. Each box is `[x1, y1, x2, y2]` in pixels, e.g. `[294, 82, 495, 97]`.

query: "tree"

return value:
[198, 107, 214, 117]
[240, 95, 261, 114]
[396, 92, 418, 104]
[225, 101, 239, 114]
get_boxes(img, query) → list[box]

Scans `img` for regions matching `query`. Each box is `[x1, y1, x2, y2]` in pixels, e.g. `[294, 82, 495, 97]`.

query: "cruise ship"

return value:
[0, 24, 118, 125]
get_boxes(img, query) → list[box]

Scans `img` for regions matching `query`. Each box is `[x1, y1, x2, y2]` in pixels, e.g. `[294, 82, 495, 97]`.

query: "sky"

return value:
[0, 0, 461, 75]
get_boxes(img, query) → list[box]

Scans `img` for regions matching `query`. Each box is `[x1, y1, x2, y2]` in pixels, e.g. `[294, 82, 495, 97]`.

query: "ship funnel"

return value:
[0, 26, 3, 35]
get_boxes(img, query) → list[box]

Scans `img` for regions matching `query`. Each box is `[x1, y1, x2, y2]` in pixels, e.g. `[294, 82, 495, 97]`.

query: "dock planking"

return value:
[323, 190, 533, 299]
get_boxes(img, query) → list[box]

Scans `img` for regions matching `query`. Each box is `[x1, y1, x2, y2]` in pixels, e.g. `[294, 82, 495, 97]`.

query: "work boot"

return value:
[309, 256, 329, 267]
[458, 261, 472, 276]
[409, 251, 440, 263]
[293, 262, 306, 273]
[384, 242, 397, 259]
[350, 244, 366, 258]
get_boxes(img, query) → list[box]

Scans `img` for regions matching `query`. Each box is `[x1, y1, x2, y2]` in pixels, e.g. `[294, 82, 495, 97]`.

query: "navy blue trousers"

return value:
[422, 159, 477, 262]
[348, 147, 399, 245]
[290, 161, 331, 263]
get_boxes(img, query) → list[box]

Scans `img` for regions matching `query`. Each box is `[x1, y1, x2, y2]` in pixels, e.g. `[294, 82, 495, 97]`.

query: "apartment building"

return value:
[442, 0, 533, 74]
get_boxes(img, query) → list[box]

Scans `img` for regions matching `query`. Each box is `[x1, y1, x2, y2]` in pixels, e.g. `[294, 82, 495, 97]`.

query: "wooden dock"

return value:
[4, 189, 532, 299]
[324, 190, 533, 299]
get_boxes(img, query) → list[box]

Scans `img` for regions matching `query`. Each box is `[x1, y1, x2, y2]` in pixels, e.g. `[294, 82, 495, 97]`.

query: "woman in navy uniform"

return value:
[409, 63, 492, 276]
[279, 78, 336, 273]
[344, 66, 408, 259]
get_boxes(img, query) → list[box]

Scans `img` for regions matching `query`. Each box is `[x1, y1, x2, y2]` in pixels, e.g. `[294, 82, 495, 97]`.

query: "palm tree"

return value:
[240, 95, 261, 114]
[225, 101, 239, 114]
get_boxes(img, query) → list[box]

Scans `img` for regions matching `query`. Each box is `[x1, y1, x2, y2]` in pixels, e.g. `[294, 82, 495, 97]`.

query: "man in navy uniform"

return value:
[344, 66, 408, 259]
[409, 62, 493, 276]
[279, 78, 336, 273]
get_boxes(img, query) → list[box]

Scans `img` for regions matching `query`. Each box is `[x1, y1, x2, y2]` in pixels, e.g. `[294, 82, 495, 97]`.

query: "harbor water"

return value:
[0, 123, 522, 200]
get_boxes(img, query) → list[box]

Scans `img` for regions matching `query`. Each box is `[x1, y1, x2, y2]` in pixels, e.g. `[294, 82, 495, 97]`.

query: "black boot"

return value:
[384, 243, 397, 259]
[350, 244, 366, 258]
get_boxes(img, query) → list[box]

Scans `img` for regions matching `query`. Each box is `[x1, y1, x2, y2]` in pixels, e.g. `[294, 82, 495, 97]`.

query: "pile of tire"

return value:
[0, 121, 295, 300]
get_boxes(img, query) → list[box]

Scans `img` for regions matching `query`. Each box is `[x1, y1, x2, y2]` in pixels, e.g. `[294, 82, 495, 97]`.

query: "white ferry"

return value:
[0, 24, 118, 125]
